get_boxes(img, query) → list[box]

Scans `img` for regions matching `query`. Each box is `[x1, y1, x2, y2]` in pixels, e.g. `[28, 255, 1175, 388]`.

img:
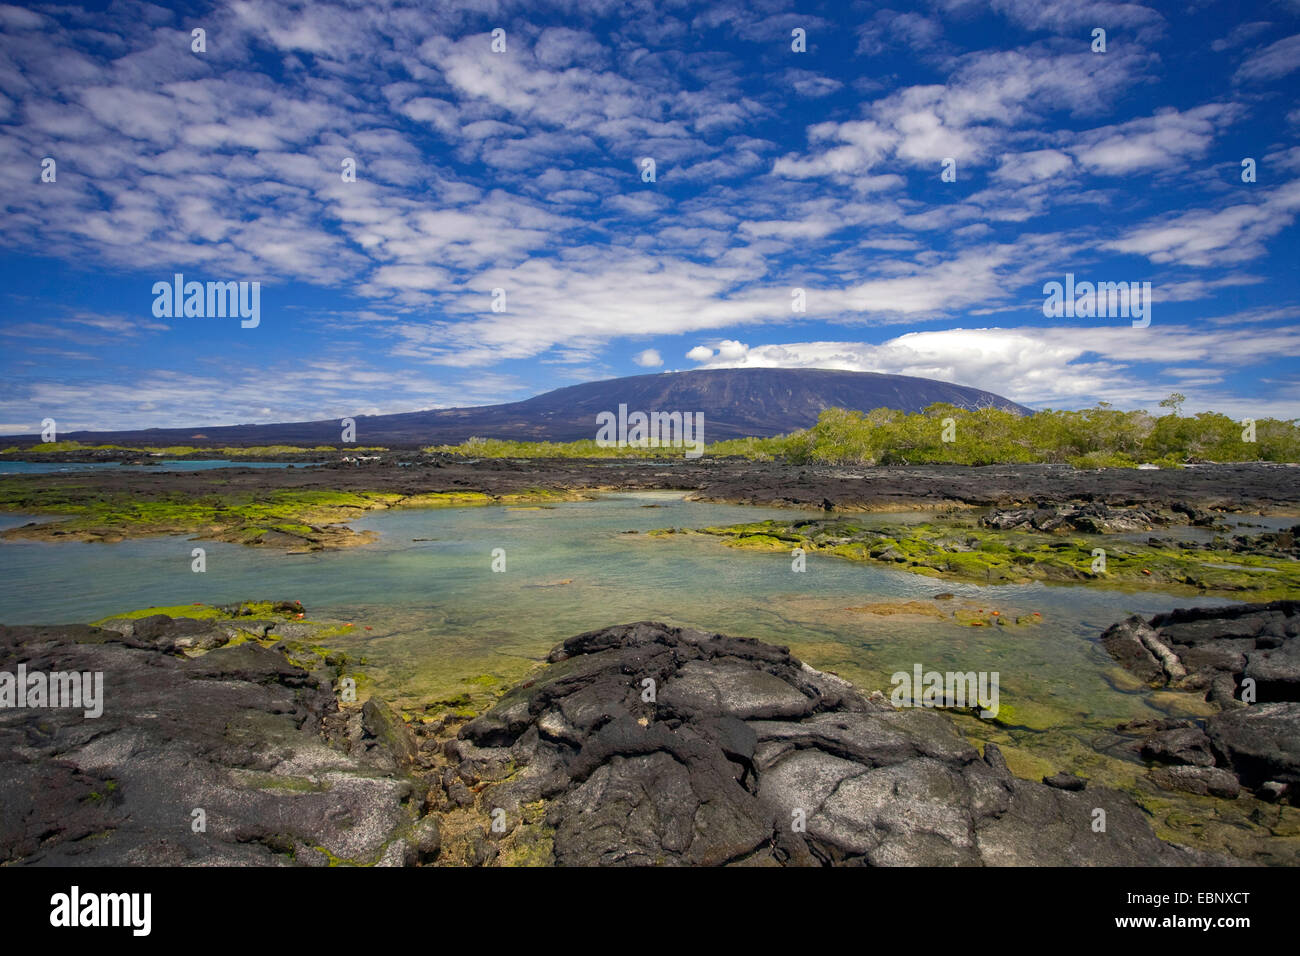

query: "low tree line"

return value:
[708, 397, 1300, 466]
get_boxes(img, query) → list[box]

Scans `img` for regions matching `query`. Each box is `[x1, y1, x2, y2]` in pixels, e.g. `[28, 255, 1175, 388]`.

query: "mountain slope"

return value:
[39, 368, 1031, 446]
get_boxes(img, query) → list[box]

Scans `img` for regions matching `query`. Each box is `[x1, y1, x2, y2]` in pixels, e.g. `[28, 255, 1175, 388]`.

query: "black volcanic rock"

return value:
[434, 621, 1212, 866]
[0, 613, 426, 865]
[1104, 601, 1300, 805]
[1205, 703, 1300, 794]
[982, 502, 1167, 533]
[41, 368, 1030, 446]
[0, 610, 1250, 865]
[1101, 600, 1300, 706]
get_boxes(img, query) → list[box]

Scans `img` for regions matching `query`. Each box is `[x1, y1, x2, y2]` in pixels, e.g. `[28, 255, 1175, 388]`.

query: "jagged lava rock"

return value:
[449, 621, 1214, 866]
[0, 613, 424, 865]
[1103, 600, 1300, 804]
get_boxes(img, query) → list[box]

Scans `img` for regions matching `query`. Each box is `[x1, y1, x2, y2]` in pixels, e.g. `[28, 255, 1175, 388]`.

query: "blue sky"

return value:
[2, 0, 1299, 432]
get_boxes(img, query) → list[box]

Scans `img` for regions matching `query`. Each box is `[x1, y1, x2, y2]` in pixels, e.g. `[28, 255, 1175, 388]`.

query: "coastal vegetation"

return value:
[8, 399, 1297, 469]
[425, 399, 1300, 468]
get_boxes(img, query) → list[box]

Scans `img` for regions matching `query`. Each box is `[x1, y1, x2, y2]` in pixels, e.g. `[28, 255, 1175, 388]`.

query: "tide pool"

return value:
[5, 490, 1281, 855]
[0, 492, 1236, 720]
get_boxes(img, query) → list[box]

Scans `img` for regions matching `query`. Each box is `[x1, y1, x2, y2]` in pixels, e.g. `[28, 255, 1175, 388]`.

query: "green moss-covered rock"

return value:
[668, 517, 1300, 599]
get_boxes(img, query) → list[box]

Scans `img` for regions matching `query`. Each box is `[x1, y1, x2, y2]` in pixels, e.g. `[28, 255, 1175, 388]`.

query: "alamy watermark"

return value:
[890, 664, 999, 719]
[50, 886, 150, 936]
[151, 273, 260, 328]
[1043, 273, 1151, 328]
[595, 404, 705, 458]
[0, 664, 103, 718]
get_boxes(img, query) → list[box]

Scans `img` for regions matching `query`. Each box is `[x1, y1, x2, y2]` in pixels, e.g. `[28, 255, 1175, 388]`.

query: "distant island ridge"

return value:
[5, 368, 1030, 446]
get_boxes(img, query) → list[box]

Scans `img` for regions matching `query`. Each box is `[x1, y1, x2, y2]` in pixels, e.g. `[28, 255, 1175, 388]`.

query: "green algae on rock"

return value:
[656, 517, 1300, 600]
[0, 479, 594, 551]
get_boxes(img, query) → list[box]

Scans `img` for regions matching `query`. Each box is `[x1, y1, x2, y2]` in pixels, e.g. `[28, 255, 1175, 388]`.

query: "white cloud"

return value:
[1212, 21, 1271, 52]
[1070, 105, 1238, 175]
[772, 45, 1157, 185]
[1108, 181, 1300, 266]
[993, 149, 1074, 183]
[683, 326, 1300, 417]
[0, 0, 1294, 426]
[633, 348, 663, 367]
[1235, 33, 1300, 82]
[0, 359, 531, 432]
[941, 0, 1165, 38]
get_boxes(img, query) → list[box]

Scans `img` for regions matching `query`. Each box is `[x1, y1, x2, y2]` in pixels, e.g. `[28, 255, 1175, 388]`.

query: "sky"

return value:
[1, 0, 1299, 433]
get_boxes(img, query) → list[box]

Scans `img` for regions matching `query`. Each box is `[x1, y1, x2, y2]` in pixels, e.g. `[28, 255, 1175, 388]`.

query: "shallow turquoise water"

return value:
[0, 492, 1240, 725]
[4, 490, 1292, 858]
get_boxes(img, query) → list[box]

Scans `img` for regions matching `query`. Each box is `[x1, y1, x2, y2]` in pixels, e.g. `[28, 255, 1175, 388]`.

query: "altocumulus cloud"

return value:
[0, 0, 1297, 428]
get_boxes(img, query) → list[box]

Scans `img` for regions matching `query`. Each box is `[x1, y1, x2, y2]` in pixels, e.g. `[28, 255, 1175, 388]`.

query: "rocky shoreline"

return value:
[2, 459, 1298, 555]
[656, 508, 1300, 601]
[9, 601, 1295, 866]
[0, 604, 428, 865]
[1102, 600, 1299, 807]
[432, 621, 1219, 866]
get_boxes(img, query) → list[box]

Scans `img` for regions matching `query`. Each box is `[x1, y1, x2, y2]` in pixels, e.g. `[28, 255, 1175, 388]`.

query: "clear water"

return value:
[2, 490, 1291, 859]
[0, 492, 1240, 716]
[0, 459, 316, 474]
